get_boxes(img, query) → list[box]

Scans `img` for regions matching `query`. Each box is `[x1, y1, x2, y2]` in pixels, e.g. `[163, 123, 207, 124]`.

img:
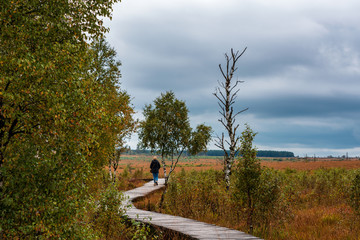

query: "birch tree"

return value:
[138, 91, 212, 184]
[109, 147, 124, 183]
[213, 48, 248, 190]
[90, 38, 137, 183]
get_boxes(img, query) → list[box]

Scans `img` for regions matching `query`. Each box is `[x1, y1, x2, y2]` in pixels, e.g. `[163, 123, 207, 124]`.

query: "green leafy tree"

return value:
[138, 91, 212, 184]
[233, 124, 280, 234]
[234, 124, 261, 233]
[0, 0, 127, 238]
[90, 38, 137, 182]
[0, 0, 120, 167]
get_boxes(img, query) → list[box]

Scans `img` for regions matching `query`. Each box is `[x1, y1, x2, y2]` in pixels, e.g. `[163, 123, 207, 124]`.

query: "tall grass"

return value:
[145, 167, 360, 239]
[85, 168, 165, 239]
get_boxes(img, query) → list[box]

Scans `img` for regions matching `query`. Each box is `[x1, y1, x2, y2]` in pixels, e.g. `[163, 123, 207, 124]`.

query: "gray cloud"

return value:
[105, 0, 360, 156]
[246, 95, 360, 118]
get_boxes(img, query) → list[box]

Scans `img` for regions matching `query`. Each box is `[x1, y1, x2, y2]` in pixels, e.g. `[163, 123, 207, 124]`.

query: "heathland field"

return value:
[119, 155, 360, 240]
[115, 155, 360, 176]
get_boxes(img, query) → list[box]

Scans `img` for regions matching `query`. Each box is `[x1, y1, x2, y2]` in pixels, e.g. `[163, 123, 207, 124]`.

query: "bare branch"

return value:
[233, 107, 249, 119]
[214, 93, 226, 107]
[230, 88, 241, 100]
[218, 90, 227, 103]
[169, 148, 184, 176]
[234, 124, 240, 133]
[214, 47, 248, 190]
[219, 119, 229, 130]
[219, 64, 227, 80]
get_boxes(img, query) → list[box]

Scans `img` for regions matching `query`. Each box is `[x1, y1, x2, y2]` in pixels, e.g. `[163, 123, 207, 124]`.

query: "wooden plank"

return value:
[123, 178, 262, 240]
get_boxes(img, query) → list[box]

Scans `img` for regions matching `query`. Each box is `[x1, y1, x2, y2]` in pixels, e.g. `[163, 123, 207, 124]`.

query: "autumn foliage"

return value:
[0, 0, 139, 238]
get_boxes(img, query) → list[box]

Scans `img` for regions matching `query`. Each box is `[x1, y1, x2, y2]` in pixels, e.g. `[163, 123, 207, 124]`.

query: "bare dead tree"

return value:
[213, 48, 248, 190]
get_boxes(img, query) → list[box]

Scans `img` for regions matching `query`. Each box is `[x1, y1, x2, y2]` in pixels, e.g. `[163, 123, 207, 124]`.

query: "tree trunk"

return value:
[213, 48, 248, 190]
[0, 155, 3, 189]
[113, 170, 116, 183]
[158, 184, 167, 212]
[224, 157, 231, 190]
[108, 158, 112, 181]
[161, 155, 167, 184]
[113, 161, 119, 183]
[247, 189, 254, 234]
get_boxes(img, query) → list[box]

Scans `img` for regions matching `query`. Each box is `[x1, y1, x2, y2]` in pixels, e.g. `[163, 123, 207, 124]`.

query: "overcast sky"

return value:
[104, 0, 360, 157]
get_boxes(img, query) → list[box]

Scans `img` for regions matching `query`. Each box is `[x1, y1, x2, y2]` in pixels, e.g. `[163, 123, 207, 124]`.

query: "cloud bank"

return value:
[104, 0, 360, 157]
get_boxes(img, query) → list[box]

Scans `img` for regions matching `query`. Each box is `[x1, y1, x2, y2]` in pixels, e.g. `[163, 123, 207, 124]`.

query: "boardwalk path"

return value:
[123, 178, 261, 240]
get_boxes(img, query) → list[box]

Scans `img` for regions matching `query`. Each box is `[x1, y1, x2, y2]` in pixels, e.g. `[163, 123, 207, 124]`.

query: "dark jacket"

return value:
[150, 159, 161, 173]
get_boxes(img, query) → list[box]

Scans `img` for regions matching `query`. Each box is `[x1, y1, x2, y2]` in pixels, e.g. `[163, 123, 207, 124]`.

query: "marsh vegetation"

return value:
[135, 164, 360, 239]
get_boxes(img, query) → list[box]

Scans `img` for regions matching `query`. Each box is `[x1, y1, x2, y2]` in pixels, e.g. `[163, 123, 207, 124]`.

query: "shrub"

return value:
[232, 166, 283, 231]
[162, 169, 228, 221]
[350, 171, 360, 215]
[92, 183, 128, 239]
[230, 125, 289, 236]
[1, 143, 97, 239]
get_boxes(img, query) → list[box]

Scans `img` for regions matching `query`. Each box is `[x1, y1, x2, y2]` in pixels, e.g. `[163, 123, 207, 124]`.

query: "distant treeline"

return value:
[256, 150, 295, 157]
[127, 149, 295, 158]
[200, 150, 294, 158]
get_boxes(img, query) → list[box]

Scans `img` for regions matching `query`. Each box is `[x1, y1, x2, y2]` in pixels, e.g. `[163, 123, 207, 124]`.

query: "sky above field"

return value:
[104, 0, 360, 157]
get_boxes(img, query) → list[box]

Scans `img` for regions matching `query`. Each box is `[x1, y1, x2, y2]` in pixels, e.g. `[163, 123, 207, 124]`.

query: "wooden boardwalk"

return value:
[123, 178, 262, 240]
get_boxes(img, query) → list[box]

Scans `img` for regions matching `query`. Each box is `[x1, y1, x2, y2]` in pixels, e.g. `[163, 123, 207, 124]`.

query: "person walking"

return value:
[150, 156, 161, 186]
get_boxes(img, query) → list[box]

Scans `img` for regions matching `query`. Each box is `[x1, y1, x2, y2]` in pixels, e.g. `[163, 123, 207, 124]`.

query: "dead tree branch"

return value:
[213, 47, 248, 190]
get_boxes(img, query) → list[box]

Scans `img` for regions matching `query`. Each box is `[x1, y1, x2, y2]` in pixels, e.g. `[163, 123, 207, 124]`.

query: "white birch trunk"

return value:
[108, 159, 112, 181]
[113, 170, 116, 183]
[162, 158, 167, 184]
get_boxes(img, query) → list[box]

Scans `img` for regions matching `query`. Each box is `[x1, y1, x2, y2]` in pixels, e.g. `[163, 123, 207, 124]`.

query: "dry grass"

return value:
[262, 158, 360, 170]
[133, 189, 164, 211]
[129, 159, 360, 240]
[137, 190, 360, 240]
[113, 156, 360, 177]
[274, 205, 360, 240]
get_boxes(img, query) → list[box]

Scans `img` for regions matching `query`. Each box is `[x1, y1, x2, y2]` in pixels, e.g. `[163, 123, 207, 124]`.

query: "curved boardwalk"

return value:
[123, 178, 261, 240]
